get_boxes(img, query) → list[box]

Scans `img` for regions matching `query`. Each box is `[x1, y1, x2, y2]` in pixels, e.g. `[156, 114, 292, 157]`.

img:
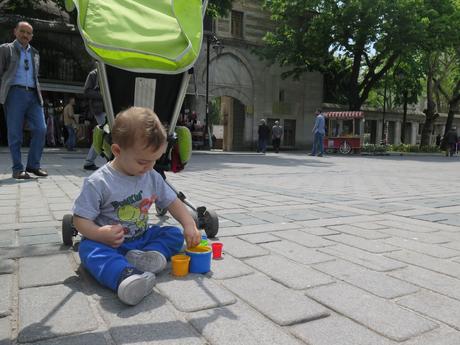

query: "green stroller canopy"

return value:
[67, 0, 204, 73]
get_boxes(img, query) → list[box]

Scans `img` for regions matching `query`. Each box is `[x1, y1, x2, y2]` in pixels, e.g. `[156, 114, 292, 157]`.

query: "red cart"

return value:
[323, 111, 364, 154]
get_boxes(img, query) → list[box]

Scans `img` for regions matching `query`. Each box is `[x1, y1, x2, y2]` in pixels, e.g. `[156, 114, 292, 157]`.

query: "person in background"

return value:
[63, 96, 77, 151]
[257, 119, 270, 154]
[83, 68, 106, 170]
[72, 107, 201, 305]
[271, 120, 283, 153]
[0, 21, 48, 179]
[445, 126, 458, 157]
[309, 108, 326, 157]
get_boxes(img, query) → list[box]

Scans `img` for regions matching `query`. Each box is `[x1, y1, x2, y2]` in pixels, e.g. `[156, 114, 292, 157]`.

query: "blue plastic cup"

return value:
[186, 246, 212, 273]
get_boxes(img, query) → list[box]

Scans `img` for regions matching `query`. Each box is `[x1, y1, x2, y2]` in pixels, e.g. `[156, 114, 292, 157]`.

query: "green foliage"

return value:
[362, 144, 388, 154]
[2, 0, 66, 19]
[387, 144, 441, 153]
[207, 0, 233, 17]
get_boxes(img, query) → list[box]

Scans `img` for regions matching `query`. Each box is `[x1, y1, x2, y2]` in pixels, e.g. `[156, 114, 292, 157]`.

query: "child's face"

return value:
[112, 141, 167, 176]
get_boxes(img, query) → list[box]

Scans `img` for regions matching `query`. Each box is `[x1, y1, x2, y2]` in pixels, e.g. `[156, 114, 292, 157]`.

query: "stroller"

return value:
[61, 0, 219, 246]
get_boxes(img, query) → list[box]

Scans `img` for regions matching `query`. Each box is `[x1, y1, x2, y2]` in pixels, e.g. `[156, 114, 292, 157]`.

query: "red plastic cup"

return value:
[212, 242, 223, 259]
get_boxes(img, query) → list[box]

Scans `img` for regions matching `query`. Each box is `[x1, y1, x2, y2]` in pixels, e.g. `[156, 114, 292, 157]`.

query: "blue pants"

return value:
[65, 125, 76, 150]
[311, 132, 324, 155]
[258, 138, 267, 153]
[4, 87, 46, 173]
[79, 225, 184, 291]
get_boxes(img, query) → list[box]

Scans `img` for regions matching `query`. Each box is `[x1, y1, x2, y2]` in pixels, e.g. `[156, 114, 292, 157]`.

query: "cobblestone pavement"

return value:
[1, 147, 460, 345]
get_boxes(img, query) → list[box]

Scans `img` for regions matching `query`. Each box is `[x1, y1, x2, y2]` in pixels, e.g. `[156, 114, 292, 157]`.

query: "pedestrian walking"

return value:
[0, 21, 48, 179]
[83, 68, 106, 170]
[257, 119, 270, 153]
[72, 107, 201, 305]
[445, 126, 458, 157]
[63, 96, 77, 151]
[272, 120, 283, 153]
[309, 108, 326, 157]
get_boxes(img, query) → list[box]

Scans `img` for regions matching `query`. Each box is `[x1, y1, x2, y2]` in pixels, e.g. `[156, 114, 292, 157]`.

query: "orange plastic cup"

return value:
[171, 254, 190, 277]
[212, 242, 223, 259]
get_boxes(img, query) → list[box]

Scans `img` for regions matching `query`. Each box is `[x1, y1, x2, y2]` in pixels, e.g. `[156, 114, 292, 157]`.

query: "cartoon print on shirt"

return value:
[111, 191, 158, 237]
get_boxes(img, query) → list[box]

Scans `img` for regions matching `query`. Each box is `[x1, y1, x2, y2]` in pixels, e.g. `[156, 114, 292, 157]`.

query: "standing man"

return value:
[309, 108, 326, 157]
[83, 67, 105, 170]
[0, 21, 48, 179]
[257, 119, 270, 154]
[63, 96, 77, 151]
[271, 120, 283, 153]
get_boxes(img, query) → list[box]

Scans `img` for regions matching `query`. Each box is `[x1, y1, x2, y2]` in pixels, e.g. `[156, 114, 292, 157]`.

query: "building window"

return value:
[231, 10, 244, 38]
[279, 89, 285, 102]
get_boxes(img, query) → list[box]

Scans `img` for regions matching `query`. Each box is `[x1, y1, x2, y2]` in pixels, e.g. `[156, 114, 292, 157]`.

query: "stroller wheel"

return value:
[155, 205, 168, 217]
[62, 214, 75, 246]
[203, 209, 219, 238]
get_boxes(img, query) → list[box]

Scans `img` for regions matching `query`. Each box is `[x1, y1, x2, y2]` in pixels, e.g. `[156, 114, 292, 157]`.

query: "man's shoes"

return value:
[308, 153, 315, 156]
[317, 154, 323, 157]
[126, 250, 167, 274]
[117, 271, 156, 306]
[12, 171, 31, 179]
[83, 164, 99, 171]
[26, 167, 48, 177]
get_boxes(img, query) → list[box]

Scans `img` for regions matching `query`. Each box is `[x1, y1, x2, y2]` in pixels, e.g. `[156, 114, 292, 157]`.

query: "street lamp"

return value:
[381, 74, 387, 145]
[396, 70, 408, 143]
[204, 34, 223, 149]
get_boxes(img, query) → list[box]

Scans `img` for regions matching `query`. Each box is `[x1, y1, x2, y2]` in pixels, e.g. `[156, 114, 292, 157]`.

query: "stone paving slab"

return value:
[385, 250, 460, 278]
[245, 254, 335, 290]
[305, 282, 438, 342]
[155, 274, 236, 312]
[397, 290, 460, 329]
[319, 244, 407, 272]
[272, 229, 336, 247]
[0, 260, 14, 274]
[289, 313, 395, 345]
[31, 332, 109, 345]
[187, 302, 305, 345]
[208, 255, 254, 280]
[261, 240, 334, 265]
[327, 234, 400, 253]
[328, 224, 391, 240]
[378, 227, 450, 244]
[0, 275, 12, 317]
[18, 283, 98, 343]
[219, 237, 269, 259]
[384, 237, 460, 258]
[401, 326, 460, 345]
[312, 259, 418, 299]
[222, 273, 329, 326]
[388, 266, 460, 301]
[217, 222, 302, 237]
[302, 226, 340, 236]
[0, 317, 11, 345]
[237, 233, 281, 244]
[375, 220, 438, 233]
[99, 292, 206, 345]
[19, 254, 77, 288]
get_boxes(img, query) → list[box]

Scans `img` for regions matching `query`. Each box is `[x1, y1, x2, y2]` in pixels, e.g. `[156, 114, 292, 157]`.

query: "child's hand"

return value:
[184, 226, 201, 248]
[98, 224, 125, 248]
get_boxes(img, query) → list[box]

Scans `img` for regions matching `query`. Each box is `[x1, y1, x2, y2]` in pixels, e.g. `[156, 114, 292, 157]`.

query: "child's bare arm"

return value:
[167, 199, 201, 248]
[73, 215, 124, 248]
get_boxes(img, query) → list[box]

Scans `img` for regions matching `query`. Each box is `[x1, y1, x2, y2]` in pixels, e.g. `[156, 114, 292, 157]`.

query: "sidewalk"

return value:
[1, 148, 460, 344]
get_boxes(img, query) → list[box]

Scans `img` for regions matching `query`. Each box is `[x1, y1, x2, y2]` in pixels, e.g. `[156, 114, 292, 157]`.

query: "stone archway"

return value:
[205, 52, 254, 150]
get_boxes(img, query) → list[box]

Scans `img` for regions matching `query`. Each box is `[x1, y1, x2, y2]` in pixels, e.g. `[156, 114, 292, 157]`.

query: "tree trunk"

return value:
[420, 62, 437, 147]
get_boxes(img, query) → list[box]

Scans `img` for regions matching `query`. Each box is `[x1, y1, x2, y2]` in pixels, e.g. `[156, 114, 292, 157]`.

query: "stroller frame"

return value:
[61, 0, 218, 246]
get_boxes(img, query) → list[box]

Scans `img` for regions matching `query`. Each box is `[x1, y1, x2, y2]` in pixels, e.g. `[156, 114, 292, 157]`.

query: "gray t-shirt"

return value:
[73, 163, 176, 239]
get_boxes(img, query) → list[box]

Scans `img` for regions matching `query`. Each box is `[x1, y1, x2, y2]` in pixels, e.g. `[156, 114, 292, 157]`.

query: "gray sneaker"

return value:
[126, 250, 167, 274]
[117, 271, 156, 305]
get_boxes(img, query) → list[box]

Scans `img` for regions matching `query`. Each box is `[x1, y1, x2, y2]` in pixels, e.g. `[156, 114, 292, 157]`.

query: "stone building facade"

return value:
[187, 1, 323, 150]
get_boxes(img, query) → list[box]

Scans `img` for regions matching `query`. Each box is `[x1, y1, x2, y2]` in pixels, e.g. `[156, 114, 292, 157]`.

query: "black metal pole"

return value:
[381, 76, 387, 144]
[204, 35, 210, 148]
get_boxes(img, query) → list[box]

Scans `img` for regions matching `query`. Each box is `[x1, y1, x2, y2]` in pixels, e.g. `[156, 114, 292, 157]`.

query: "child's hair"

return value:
[112, 107, 167, 150]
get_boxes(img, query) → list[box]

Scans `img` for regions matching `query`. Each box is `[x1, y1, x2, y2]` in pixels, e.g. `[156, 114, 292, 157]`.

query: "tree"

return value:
[259, 0, 428, 110]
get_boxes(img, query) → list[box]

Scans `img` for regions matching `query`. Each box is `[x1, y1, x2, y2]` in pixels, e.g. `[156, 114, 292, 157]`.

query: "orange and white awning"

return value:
[325, 111, 364, 119]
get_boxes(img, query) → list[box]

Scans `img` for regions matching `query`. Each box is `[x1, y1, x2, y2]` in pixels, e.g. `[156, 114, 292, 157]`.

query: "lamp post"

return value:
[204, 34, 223, 149]
[381, 74, 387, 145]
[396, 70, 408, 144]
